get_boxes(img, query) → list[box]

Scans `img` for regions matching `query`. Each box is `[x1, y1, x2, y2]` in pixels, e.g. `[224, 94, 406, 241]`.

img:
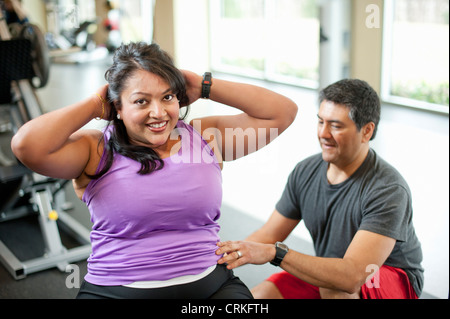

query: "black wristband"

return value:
[270, 242, 289, 267]
[201, 72, 212, 99]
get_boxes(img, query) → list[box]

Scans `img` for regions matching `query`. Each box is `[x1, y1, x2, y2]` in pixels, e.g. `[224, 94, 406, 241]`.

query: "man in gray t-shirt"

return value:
[215, 79, 424, 299]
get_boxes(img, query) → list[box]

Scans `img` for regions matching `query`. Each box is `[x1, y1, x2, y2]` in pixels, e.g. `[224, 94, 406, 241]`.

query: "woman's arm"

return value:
[183, 71, 298, 162]
[11, 85, 109, 180]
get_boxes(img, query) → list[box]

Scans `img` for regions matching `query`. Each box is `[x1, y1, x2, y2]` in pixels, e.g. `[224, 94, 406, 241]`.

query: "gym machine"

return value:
[0, 0, 91, 280]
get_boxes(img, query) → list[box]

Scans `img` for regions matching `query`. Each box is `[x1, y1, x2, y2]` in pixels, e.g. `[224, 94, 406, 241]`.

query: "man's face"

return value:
[317, 100, 370, 169]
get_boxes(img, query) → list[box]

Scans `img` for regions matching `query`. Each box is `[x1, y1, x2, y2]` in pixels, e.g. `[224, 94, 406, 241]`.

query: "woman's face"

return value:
[117, 69, 181, 157]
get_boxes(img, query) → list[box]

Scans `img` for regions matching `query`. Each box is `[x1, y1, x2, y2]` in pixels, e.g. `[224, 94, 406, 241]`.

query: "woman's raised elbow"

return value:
[11, 131, 27, 161]
[287, 100, 298, 123]
[10, 129, 41, 167]
[278, 99, 298, 133]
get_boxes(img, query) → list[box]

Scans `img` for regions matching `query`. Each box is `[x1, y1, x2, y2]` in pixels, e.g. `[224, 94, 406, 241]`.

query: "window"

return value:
[119, 0, 154, 43]
[382, 0, 449, 113]
[210, 0, 320, 89]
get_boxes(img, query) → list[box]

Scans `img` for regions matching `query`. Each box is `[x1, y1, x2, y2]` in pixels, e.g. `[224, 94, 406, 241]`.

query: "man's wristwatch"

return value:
[201, 72, 212, 99]
[270, 242, 289, 267]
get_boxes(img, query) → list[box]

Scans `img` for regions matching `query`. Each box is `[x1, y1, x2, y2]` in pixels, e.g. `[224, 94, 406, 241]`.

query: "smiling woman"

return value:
[10, 41, 297, 299]
[117, 69, 182, 156]
[92, 42, 191, 178]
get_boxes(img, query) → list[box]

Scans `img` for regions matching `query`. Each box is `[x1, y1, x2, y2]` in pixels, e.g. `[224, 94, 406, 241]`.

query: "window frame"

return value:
[381, 0, 449, 114]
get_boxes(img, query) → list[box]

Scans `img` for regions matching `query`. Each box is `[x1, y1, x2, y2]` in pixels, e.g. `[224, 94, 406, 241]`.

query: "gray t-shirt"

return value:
[276, 149, 424, 296]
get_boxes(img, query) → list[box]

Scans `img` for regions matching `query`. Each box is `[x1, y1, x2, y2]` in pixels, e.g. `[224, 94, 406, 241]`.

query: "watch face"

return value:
[277, 242, 288, 251]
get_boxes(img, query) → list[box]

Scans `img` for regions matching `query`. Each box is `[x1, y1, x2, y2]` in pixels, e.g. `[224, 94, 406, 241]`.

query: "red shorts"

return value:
[266, 265, 418, 299]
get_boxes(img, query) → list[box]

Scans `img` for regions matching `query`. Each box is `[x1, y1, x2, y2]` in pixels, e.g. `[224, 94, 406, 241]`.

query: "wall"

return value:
[153, 0, 175, 59]
[21, 0, 47, 32]
[351, 0, 383, 92]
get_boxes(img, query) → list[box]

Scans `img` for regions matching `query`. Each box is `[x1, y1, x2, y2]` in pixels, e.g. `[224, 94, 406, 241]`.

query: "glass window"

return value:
[119, 0, 154, 43]
[382, 0, 449, 112]
[210, 0, 320, 88]
[269, 0, 319, 86]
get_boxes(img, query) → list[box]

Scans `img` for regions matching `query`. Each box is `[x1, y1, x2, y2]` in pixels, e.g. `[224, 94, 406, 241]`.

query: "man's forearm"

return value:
[280, 250, 362, 294]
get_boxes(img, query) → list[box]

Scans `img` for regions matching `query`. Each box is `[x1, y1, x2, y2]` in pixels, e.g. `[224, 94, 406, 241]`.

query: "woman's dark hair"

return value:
[319, 79, 380, 140]
[88, 42, 190, 179]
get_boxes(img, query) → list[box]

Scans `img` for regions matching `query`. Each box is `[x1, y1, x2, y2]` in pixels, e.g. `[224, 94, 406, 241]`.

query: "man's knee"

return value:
[251, 281, 284, 299]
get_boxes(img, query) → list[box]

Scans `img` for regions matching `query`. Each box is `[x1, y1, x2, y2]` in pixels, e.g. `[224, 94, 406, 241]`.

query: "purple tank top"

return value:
[82, 120, 222, 286]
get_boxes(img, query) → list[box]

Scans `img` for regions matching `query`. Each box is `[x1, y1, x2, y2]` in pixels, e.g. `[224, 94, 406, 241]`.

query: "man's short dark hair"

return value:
[319, 79, 381, 140]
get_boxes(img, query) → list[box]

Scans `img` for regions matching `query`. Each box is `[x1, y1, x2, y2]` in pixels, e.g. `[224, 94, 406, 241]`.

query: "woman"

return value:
[11, 42, 297, 299]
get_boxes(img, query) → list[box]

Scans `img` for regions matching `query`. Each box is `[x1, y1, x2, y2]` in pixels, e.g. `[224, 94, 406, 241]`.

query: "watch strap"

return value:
[270, 242, 289, 267]
[201, 72, 212, 99]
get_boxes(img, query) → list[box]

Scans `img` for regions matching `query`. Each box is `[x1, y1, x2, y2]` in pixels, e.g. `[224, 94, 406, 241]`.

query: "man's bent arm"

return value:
[280, 230, 396, 294]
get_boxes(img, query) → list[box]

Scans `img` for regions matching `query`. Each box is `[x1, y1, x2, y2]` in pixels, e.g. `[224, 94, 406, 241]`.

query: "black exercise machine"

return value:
[0, 1, 91, 280]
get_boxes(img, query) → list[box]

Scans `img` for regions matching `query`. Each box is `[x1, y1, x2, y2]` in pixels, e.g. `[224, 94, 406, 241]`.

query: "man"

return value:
[216, 79, 424, 299]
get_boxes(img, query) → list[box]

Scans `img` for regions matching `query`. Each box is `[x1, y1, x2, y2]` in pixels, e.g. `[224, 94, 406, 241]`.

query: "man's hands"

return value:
[216, 241, 276, 270]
